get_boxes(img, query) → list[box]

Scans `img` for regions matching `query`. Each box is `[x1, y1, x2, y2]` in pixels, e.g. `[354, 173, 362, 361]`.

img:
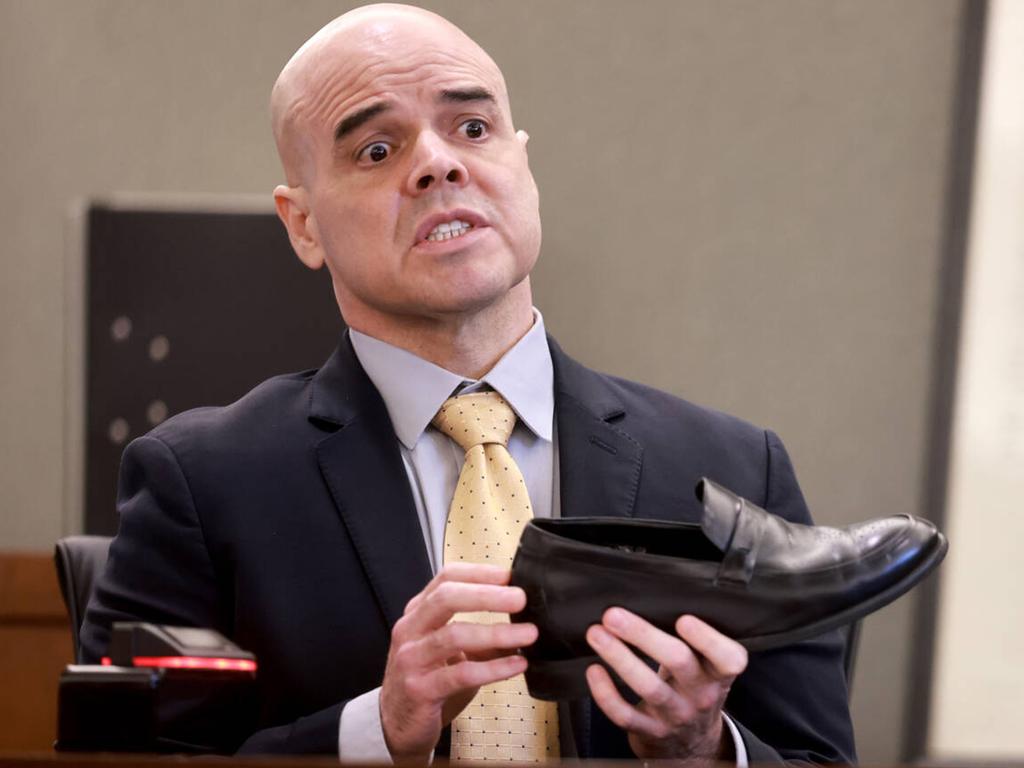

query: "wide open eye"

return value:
[459, 119, 488, 140]
[358, 142, 391, 163]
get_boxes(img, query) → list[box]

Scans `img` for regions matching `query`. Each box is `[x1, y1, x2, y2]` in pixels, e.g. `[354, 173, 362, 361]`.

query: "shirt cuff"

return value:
[338, 688, 392, 763]
[722, 711, 748, 768]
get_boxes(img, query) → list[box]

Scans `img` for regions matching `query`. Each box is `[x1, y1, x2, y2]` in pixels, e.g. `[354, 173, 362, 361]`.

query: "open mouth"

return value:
[424, 219, 473, 242]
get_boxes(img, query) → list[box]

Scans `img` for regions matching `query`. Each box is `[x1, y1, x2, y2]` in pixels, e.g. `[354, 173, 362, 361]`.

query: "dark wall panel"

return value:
[85, 206, 343, 534]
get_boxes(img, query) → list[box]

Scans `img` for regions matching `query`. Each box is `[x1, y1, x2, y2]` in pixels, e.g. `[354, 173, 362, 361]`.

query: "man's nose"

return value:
[405, 131, 469, 195]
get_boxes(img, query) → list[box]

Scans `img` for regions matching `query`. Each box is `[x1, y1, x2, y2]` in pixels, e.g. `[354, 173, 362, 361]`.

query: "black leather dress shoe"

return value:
[510, 478, 947, 701]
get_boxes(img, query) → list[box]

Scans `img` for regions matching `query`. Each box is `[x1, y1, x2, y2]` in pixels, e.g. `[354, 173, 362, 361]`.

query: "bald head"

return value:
[271, 4, 510, 185]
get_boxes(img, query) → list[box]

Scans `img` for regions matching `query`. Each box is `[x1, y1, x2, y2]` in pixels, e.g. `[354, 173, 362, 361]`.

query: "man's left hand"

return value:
[584, 608, 748, 765]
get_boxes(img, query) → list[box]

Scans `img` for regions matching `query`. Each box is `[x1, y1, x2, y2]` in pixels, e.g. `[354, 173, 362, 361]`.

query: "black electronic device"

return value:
[56, 623, 257, 753]
[104, 622, 256, 673]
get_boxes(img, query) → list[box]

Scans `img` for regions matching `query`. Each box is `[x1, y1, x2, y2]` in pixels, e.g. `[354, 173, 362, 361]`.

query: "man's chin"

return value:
[408, 277, 532, 323]
[338, 264, 533, 330]
[417, 263, 530, 310]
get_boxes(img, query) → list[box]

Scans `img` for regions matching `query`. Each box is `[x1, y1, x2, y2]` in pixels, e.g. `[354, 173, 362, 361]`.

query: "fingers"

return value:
[402, 621, 537, 669]
[414, 653, 528, 703]
[410, 562, 512, 597]
[381, 648, 528, 761]
[585, 607, 745, 746]
[603, 607, 703, 683]
[675, 615, 748, 680]
[598, 608, 746, 683]
[403, 562, 513, 615]
[587, 623, 694, 721]
[380, 565, 530, 760]
[397, 565, 526, 640]
[585, 663, 672, 740]
[401, 582, 526, 637]
[388, 563, 533, 695]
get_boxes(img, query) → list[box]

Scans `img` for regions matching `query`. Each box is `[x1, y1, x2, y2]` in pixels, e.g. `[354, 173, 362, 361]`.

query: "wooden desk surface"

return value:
[0, 755, 686, 768]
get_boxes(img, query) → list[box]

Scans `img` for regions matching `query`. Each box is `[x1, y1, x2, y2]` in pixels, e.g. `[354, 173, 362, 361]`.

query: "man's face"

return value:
[280, 15, 541, 326]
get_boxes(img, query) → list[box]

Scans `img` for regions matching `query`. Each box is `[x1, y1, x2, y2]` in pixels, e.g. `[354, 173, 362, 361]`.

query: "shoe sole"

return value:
[524, 533, 948, 701]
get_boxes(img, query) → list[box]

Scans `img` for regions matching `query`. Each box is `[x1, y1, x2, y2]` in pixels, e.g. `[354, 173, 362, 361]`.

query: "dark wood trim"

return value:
[0, 553, 66, 622]
[0, 553, 73, 752]
[902, 0, 988, 761]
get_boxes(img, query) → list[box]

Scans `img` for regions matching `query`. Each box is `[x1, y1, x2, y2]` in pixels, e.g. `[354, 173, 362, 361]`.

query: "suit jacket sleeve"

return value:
[80, 435, 346, 755]
[723, 430, 857, 765]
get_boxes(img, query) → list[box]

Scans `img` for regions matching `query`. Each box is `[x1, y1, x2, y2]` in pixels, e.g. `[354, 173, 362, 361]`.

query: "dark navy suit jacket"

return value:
[82, 334, 856, 763]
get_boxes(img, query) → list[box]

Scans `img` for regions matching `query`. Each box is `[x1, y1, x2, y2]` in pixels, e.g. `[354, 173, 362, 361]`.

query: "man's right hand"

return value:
[379, 563, 537, 764]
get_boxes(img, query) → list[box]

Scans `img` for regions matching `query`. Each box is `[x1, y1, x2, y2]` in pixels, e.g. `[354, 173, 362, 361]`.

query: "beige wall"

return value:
[930, 0, 1024, 759]
[0, 1, 964, 761]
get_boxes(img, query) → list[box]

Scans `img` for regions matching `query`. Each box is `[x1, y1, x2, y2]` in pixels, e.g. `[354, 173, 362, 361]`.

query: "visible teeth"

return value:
[426, 219, 473, 242]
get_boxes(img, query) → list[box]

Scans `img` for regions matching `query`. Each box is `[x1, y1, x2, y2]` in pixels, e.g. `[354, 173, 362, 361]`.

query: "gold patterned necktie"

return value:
[432, 391, 560, 762]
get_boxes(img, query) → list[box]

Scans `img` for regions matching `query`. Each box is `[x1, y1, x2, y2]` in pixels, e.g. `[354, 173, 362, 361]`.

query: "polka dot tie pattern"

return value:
[432, 391, 560, 762]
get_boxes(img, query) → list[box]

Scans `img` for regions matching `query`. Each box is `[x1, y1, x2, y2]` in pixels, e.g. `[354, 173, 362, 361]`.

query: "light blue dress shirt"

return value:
[350, 309, 558, 572]
[335, 309, 746, 766]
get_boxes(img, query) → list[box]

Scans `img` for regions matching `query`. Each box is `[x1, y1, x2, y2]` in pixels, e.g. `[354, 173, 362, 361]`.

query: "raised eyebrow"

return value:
[438, 87, 496, 105]
[334, 101, 392, 142]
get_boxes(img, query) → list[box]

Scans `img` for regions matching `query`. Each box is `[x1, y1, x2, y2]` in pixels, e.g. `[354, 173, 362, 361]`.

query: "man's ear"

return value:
[273, 184, 325, 270]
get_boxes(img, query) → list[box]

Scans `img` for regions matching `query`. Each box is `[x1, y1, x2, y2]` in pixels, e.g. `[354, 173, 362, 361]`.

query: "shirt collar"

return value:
[349, 309, 554, 450]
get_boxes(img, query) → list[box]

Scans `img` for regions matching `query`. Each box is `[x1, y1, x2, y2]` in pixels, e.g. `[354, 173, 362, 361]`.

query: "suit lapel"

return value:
[310, 335, 433, 630]
[551, 337, 644, 521]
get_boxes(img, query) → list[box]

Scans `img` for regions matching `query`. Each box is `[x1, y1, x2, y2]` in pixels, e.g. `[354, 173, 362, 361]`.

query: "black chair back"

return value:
[54, 535, 113, 663]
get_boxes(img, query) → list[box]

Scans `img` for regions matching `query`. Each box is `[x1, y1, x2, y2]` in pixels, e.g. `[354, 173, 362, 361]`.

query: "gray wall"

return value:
[0, 1, 965, 761]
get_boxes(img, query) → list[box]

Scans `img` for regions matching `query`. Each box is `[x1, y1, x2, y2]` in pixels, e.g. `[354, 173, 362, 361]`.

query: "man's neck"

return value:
[344, 283, 536, 379]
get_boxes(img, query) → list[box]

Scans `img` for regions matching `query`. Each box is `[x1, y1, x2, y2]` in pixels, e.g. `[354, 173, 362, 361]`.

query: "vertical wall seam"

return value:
[902, 0, 988, 761]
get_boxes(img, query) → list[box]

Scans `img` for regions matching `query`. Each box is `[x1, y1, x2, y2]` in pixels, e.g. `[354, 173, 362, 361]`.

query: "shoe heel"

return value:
[525, 655, 599, 701]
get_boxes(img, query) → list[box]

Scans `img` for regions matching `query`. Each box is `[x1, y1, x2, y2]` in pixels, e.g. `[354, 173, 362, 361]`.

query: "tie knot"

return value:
[432, 391, 517, 451]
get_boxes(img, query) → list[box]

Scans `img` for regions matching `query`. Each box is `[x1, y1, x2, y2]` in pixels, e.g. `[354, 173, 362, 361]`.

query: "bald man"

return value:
[82, 5, 856, 765]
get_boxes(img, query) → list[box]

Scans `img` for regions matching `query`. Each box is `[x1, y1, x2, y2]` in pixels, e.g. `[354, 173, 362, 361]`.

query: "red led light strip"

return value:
[100, 656, 256, 672]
